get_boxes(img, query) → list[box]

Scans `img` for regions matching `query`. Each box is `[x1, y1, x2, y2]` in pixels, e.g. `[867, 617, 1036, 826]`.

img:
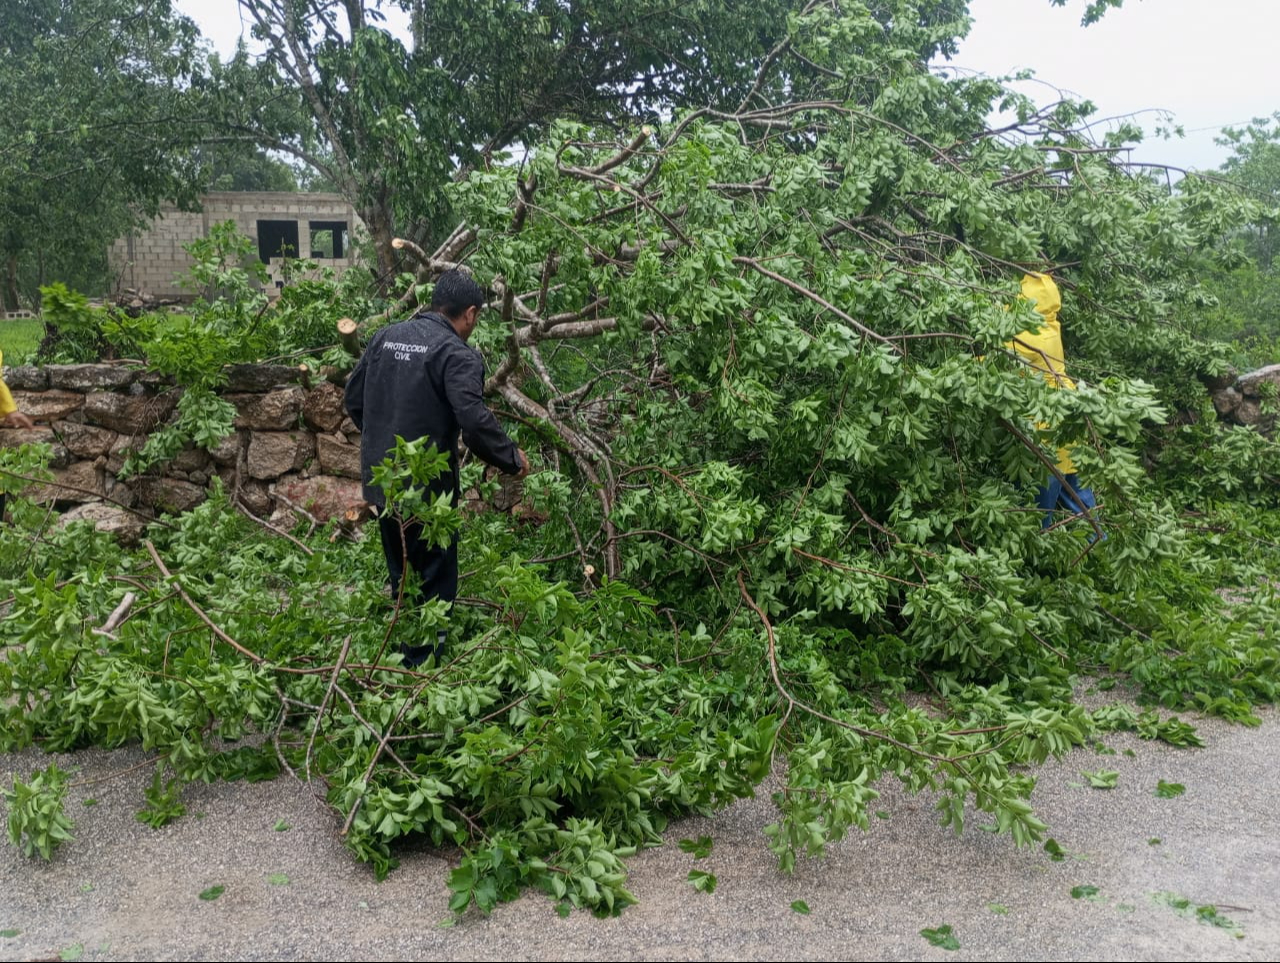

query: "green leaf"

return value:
[266, 873, 290, 886]
[987, 903, 1008, 915]
[1154, 892, 1244, 939]
[60, 944, 84, 961]
[1044, 839, 1068, 862]
[678, 836, 713, 858]
[198, 885, 225, 901]
[686, 870, 717, 894]
[1082, 770, 1119, 789]
[274, 819, 291, 832]
[81, 799, 97, 808]
[135, 764, 186, 828]
[920, 925, 960, 951]
[791, 900, 811, 915]
[1155, 780, 1185, 798]
[0, 929, 20, 938]
[555, 902, 572, 918]
[1071, 885, 1100, 900]
[875, 810, 890, 820]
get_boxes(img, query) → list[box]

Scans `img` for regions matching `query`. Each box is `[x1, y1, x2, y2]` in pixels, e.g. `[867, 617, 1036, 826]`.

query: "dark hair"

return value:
[430, 269, 486, 319]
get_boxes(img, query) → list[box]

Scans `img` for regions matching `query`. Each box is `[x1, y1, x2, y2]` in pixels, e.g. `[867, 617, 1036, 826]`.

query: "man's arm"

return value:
[443, 348, 524, 475]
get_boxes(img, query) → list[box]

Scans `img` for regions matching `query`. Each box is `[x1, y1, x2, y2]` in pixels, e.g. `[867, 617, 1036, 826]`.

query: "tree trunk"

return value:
[3, 253, 19, 310]
[410, 0, 425, 51]
[359, 198, 398, 295]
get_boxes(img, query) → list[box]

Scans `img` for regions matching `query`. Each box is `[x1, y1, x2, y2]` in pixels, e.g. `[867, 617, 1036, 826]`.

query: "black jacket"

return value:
[344, 312, 522, 507]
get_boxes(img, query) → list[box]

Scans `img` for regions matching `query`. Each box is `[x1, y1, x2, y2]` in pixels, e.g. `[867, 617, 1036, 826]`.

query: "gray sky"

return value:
[958, 0, 1280, 170]
[182, 0, 1278, 172]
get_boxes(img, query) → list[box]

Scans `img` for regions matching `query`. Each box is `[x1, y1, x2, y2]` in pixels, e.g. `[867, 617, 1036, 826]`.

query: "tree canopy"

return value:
[233, 0, 972, 279]
[0, 0, 214, 306]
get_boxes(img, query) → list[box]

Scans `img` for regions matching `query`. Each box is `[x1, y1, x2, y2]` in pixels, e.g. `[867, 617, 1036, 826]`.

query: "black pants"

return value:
[378, 511, 457, 667]
[378, 513, 459, 606]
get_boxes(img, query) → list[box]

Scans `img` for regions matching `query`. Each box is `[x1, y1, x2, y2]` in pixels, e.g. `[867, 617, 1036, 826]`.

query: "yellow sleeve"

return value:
[0, 347, 17, 416]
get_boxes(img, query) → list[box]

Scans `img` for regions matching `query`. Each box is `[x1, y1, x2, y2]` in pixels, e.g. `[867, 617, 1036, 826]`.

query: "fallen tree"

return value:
[3, 0, 1279, 918]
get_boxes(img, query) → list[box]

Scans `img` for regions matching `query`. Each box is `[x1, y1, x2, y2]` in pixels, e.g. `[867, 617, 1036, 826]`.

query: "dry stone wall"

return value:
[0, 363, 367, 541]
[1208, 363, 1280, 435]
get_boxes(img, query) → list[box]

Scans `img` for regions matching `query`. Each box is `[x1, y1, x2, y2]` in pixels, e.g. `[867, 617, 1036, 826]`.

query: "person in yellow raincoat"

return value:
[1, 345, 37, 521]
[1009, 272, 1101, 538]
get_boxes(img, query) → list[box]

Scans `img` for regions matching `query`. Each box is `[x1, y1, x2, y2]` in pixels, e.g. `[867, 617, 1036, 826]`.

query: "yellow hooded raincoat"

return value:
[0, 348, 18, 420]
[1007, 272, 1077, 474]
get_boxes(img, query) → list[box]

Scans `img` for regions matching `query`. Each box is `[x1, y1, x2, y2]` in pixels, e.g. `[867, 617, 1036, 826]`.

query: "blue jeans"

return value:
[1036, 473, 1103, 540]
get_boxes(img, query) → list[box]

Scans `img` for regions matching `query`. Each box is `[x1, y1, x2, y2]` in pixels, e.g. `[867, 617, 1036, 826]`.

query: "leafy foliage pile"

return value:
[3, 0, 1280, 919]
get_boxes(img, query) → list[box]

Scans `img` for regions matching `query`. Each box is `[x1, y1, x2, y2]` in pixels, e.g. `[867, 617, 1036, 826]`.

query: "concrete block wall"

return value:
[110, 209, 206, 297]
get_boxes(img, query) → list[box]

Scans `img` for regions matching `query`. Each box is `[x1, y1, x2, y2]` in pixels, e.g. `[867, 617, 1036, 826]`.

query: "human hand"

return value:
[2, 410, 35, 430]
[517, 448, 531, 477]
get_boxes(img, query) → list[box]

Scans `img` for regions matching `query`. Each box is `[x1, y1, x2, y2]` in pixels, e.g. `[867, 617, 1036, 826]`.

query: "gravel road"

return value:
[1, 710, 1275, 961]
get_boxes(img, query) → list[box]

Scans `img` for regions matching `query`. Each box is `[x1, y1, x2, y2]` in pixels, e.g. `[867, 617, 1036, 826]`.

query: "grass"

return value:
[0, 318, 44, 365]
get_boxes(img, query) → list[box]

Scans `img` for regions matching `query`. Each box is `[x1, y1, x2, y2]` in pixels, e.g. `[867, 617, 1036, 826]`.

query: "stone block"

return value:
[221, 364, 307, 392]
[57, 503, 149, 546]
[246, 430, 315, 480]
[54, 421, 119, 459]
[1211, 387, 1242, 417]
[3, 366, 47, 390]
[47, 364, 137, 391]
[316, 433, 361, 479]
[84, 390, 179, 435]
[228, 386, 304, 431]
[491, 473, 526, 513]
[272, 473, 365, 523]
[139, 477, 207, 514]
[0, 427, 70, 468]
[302, 382, 347, 432]
[103, 475, 139, 508]
[106, 435, 142, 475]
[209, 431, 246, 467]
[172, 446, 213, 473]
[1238, 364, 1280, 398]
[10, 389, 84, 422]
[27, 461, 105, 504]
[1235, 398, 1262, 426]
[239, 478, 274, 516]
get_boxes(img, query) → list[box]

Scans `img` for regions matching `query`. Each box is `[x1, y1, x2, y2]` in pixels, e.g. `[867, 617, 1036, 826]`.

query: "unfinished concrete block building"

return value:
[108, 191, 363, 300]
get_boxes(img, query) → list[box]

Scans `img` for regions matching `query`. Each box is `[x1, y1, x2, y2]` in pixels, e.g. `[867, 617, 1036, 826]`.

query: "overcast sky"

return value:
[182, 0, 1278, 172]
[959, 0, 1280, 170]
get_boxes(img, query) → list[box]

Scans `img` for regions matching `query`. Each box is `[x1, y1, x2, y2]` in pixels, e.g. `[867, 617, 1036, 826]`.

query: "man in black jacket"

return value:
[344, 270, 528, 666]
